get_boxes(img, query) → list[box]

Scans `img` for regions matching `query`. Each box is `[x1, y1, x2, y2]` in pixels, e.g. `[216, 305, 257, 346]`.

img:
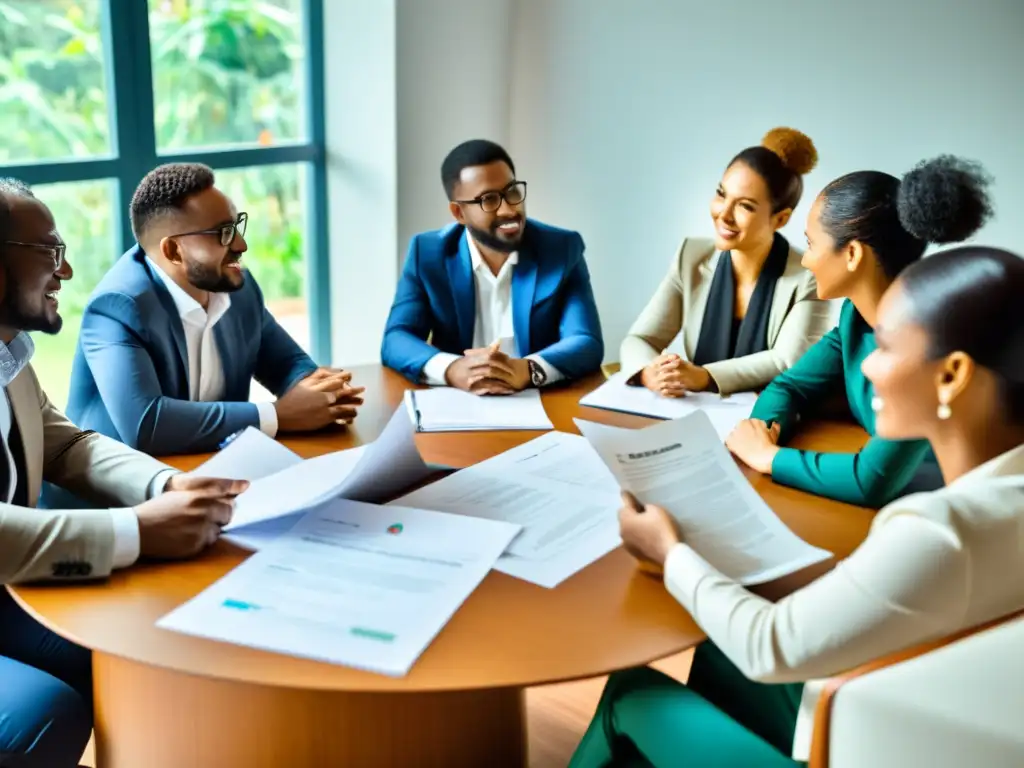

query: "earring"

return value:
[937, 399, 952, 420]
[847, 263, 856, 272]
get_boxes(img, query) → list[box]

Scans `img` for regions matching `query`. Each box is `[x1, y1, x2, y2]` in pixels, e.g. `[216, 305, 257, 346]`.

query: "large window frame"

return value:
[0, 0, 331, 362]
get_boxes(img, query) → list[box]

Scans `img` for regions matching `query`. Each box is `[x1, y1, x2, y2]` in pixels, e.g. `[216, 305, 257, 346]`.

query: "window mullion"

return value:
[105, 0, 159, 252]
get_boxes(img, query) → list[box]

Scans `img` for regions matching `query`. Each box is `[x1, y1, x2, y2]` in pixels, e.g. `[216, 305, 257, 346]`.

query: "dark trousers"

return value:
[0, 590, 92, 767]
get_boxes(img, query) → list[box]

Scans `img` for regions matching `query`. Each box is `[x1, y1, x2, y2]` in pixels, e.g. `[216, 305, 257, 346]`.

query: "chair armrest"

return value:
[808, 608, 1024, 768]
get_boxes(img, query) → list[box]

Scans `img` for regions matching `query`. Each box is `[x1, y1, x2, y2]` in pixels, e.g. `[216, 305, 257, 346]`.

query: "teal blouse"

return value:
[750, 300, 930, 507]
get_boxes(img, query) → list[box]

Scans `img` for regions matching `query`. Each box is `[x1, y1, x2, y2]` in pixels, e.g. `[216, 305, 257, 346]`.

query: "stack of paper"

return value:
[193, 407, 435, 550]
[404, 387, 554, 432]
[580, 372, 757, 438]
[392, 431, 621, 588]
[576, 411, 831, 585]
[157, 498, 520, 677]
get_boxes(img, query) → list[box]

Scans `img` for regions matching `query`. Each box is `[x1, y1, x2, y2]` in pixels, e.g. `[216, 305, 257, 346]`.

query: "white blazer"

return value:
[663, 442, 1024, 761]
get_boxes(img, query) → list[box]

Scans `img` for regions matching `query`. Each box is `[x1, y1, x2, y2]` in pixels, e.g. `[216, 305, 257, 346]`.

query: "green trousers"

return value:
[568, 642, 805, 767]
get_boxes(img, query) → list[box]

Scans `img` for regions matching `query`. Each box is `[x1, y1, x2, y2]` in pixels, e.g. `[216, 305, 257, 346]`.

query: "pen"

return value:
[409, 390, 423, 432]
[218, 429, 245, 450]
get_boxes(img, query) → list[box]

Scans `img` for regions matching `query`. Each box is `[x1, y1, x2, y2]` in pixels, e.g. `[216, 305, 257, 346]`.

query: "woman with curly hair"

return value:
[570, 243, 1024, 768]
[619, 127, 833, 396]
[726, 156, 993, 507]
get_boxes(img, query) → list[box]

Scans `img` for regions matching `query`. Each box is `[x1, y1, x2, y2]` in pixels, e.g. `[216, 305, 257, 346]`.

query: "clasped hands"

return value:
[640, 353, 712, 397]
[445, 341, 531, 395]
[275, 367, 366, 432]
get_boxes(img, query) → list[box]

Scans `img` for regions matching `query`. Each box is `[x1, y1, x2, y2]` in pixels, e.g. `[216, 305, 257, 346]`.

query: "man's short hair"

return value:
[440, 139, 515, 200]
[130, 162, 216, 241]
[0, 178, 36, 242]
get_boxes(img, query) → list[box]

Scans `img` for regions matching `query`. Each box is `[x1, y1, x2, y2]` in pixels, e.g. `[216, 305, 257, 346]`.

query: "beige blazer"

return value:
[619, 237, 833, 394]
[665, 442, 1024, 761]
[2, 364, 172, 584]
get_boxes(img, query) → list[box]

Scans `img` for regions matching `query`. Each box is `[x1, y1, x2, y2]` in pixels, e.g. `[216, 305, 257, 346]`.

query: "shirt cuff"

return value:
[526, 354, 564, 386]
[422, 352, 461, 386]
[625, 367, 646, 386]
[256, 401, 279, 437]
[148, 468, 178, 499]
[110, 507, 141, 569]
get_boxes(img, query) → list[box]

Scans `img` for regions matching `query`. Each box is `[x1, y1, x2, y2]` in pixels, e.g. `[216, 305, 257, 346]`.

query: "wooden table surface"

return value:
[10, 365, 876, 694]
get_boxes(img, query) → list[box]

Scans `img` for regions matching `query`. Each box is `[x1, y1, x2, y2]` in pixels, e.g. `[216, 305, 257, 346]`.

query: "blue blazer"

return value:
[381, 219, 603, 382]
[64, 245, 318, 456]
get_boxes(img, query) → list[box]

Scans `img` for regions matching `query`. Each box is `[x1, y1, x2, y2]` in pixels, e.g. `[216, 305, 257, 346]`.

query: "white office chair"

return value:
[810, 610, 1024, 768]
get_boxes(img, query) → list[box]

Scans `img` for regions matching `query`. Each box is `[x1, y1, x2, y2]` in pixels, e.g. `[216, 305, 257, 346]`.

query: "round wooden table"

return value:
[9, 365, 876, 767]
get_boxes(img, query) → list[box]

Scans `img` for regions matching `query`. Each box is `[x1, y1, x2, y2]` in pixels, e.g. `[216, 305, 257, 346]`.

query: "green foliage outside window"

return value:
[0, 0, 308, 406]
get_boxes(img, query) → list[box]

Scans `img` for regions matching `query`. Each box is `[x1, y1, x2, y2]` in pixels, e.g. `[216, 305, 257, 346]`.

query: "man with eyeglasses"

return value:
[382, 139, 603, 393]
[0, 177, 249, 767]
[61, 162, 363, 459]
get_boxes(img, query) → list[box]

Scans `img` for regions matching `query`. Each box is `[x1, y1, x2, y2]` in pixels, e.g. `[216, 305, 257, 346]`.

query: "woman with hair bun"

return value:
[727, 155, 994, 507]
[620, 127, 833, 395]
[570, 245, 1024, 768]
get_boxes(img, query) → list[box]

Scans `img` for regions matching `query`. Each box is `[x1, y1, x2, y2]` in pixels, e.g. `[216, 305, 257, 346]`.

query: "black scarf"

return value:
[692, 233, 790, 366]
[2, 405, 29, 506]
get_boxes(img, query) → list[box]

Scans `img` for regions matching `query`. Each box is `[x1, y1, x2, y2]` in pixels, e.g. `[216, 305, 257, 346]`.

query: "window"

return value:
[216, 163, 310, 352]
[0, 1, 112, 163]
[31, 179, 117, 409]
[0, 0, 328, 408]
[149, 0, 307, 152]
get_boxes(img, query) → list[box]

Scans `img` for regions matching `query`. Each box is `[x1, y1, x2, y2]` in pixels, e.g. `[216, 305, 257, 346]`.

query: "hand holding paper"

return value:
[576, 410, 830, 585]
[617, 491, 679, 574]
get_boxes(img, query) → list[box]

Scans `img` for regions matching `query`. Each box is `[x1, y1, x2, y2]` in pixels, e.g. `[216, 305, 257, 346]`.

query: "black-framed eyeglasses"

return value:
[172, 211, 248, 247]
[454, 181, 527, 213]
[1, 240, 67, 270]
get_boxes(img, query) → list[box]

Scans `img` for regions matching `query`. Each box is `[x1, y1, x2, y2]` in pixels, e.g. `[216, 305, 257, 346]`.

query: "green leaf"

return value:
[61, 38, 86, 56]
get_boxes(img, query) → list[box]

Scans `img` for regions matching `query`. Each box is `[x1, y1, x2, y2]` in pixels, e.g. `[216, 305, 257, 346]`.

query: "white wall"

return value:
[397, 0, 514, 256]
[508, 0, 1024, 361]
[323, 0, 512, 365]
[323, 0, 399, 366]
[325, 0, 1024, 365]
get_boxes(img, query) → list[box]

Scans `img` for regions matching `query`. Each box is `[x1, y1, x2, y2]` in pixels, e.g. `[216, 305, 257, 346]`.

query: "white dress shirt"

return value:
[663, 442, 1024, 761]
[148, 258, 277, 435]
[421, 232, 564, 386]
[0, 332, 147, 569]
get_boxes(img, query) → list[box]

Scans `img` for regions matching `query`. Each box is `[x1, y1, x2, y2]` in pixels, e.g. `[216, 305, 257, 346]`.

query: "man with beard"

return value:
[382, 139, 603, 393]
[0, 177, 248, 767]
[63, 163, 363, 457]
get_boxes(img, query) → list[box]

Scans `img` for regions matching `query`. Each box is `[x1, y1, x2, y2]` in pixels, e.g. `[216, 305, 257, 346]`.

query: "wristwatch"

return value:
[527, 359, 547, 388]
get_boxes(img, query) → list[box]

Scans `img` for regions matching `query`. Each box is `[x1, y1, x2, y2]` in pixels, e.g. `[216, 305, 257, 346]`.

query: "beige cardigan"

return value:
[619, 237, 833, 394]
[1, 364, 173, 583]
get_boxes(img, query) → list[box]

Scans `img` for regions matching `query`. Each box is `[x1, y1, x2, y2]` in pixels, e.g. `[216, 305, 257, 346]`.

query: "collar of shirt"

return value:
[465, 231, 518, 282]
[0, 332, 34, 388]
[146, 256, 232, 328]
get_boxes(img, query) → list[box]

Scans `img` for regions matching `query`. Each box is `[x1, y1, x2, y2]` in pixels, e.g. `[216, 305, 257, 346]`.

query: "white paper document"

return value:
[192, 408, 435, 548]
[580, 372, 757, 438]
[195, 427, 302, 480]
[404, 387, 554, 432]
[393, 431, 621, 588]
[575, 411, 831, 585]
[156, 498, 520, 677]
